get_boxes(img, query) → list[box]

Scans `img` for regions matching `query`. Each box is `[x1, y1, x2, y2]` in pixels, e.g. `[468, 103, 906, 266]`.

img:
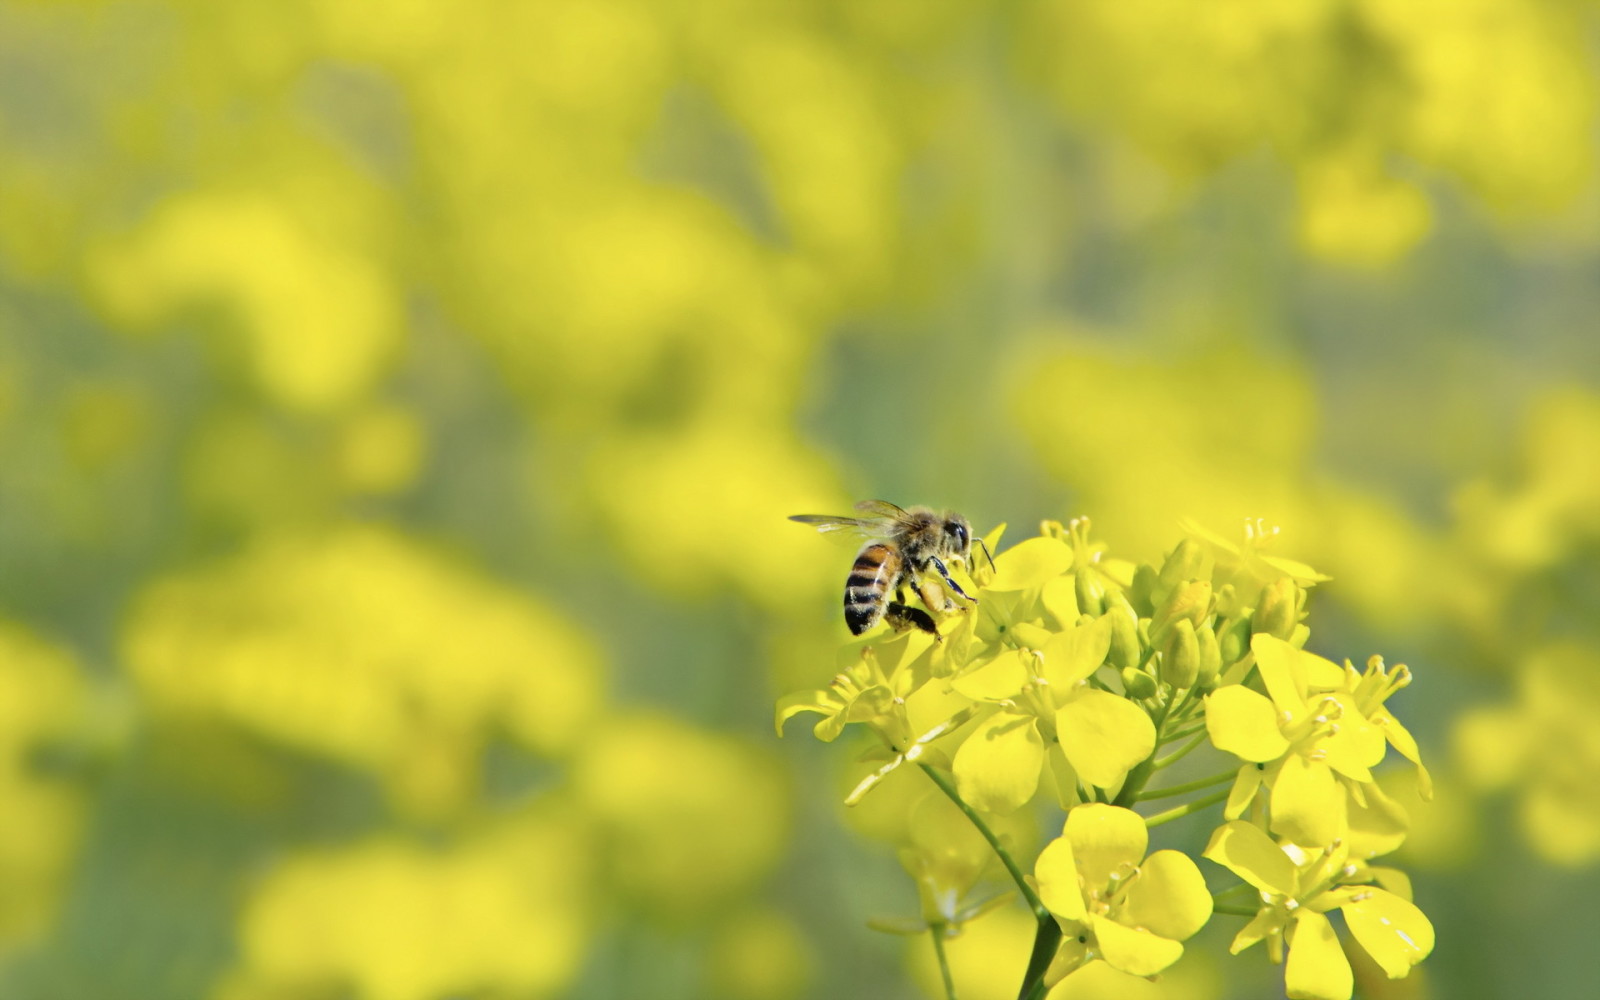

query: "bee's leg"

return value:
[927, 556, 977, 605]
[885, 602, 941, 640]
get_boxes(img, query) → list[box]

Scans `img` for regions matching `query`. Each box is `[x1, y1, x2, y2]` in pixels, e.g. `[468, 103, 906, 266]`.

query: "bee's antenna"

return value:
[977, 537, 996, 572]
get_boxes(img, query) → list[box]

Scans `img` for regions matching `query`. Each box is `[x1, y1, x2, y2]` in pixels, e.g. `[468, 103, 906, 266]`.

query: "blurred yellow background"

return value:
[1, 1, 1597, 998]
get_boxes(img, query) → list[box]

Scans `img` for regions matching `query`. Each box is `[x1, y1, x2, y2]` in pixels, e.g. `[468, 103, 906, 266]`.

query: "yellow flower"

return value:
[949, 615, 1155, 814]
[1204, 821, 1433, 1000]
[1033, 804, 1212, 982]
[775, 642, 919, 745]
[1204, 635, 1426, 845]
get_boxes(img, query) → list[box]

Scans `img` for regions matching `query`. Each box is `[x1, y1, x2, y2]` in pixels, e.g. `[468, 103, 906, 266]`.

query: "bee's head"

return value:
[944, 513, 995, 572]
[944, 516, 971, 559]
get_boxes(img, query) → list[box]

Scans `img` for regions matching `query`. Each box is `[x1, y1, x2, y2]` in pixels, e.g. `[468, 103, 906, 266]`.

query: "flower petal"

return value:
[774, 689, 837, 737]
[1231, 907, 1286, 954]
[1206, 686, 1291, 762]
[1040, 576, 1079, 629]
[1298, 650, 1346, 689]
[1258, 554, 1332, 584]
[1364, 865, 1413, 901]
[1065, 803, 1147, 892]
[1056, 689, 1156, 789]
[950, 649, 1032, 701]
[1040, 615, 1114, 687]
[1117, 849, 1213, 941]
[1341, 888, 1435, 978]
[1374, 707, 1433, 799]
[1270, 754, 1347, 848]
[1317, 693, 1386, 780]
[1346, 781, 1409, 860]
[1091, 913, 1184, 977]
[1033, 836, 1087, 921]
[1203, 820, 1297, 895]
[1225, 763, 1264, 820]
[1253, 633, 1309, 715]
[1043, 742, 1083, 810]
[988, 536, 1074, 592]
[1286, 910, 1353, 1000]
[905, 679, 979, 739]
[952, 712, 1044, 814]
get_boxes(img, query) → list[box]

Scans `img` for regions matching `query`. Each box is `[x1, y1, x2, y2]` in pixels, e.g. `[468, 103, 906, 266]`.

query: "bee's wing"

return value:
[854, 499, 911, 521]
[788, 513, 894, 541]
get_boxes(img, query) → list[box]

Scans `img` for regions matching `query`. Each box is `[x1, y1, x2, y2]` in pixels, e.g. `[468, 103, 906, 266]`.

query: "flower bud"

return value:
[1075, 569, 1106, 617]
[1152, 579, 1212, 641]
[1129, 564, 1159, 617]
[1105, 603, 1141, 671]
[1253, 578, 1303, 640]
[1195, 621, 1222, 690]
[1159, 618, 1200, 689]
[1212, 582, 1244, 619]
[1121, 666, 1157, 700]
[1157, 539, 1213, 598]
[1216, 616, 1251, 666]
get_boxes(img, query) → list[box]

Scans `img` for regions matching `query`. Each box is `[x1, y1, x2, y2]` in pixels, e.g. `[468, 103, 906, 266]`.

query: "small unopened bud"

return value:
[1195, 621, 1222, 689]
[1212, 582, 1243, 618]
[1160, 619, 1200, 689]
[1121, 666, 1157, 700]
[1075, 569, 1106, 617]
[1152, 580, 1212, 640]
[1217, 617, 1251, 666]
[1105, 601, 1140, 671]
[1157, 539, 1213, 598]
[1253, 578, 1303, 640]
[1129, 564, 1159, 617]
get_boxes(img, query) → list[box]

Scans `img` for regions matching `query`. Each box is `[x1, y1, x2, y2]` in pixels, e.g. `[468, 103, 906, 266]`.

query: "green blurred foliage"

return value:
[0, 0, 1596, 998]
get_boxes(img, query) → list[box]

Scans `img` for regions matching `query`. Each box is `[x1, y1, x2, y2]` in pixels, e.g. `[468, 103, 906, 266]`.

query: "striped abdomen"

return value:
[845, 543, 904, 635]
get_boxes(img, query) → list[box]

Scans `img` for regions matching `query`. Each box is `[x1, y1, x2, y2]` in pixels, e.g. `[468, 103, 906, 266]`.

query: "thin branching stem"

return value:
[930, 924, 958, 1000]
[1136, 768, 1236, 801]
[1153, 729, 1210, 769]
[1160, 720, 1207, 745]
[1143, 786, 1231, 827]
[1214, 903, 1259, 917]
[1015, 917, 1061, 1000]
[918, 763, 1045, 918]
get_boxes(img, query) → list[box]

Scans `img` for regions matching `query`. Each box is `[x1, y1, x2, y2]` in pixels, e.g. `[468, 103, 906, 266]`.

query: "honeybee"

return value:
[788, 500, 992, 637]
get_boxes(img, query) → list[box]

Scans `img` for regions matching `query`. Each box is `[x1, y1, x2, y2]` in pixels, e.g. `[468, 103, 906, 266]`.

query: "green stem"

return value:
[1213, 903, 1259, 917]
[918, 763, 1045, 918]
[1113, 683, 1179, 807]
[1111, 757, 1153, 808]
[1136, 769, 1236, 801]
[931, 924, 958, 1000]
[1153, 729, 1210, 769]
[1143, 787, 1231, 828]
[1160, 721, 1207, 745]
[1015, 915, 1061, 1000]
[1172, 684, 1197, 716]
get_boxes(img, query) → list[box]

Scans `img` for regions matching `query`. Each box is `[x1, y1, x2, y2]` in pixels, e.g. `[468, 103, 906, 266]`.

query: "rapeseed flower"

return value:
[1034, 804, 1212, 981]
[1204, 821, 1433, 1000]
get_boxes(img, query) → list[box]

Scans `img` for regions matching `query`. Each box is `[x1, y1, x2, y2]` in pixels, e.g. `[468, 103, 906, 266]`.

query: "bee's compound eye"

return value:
[948, 522, 968, 548]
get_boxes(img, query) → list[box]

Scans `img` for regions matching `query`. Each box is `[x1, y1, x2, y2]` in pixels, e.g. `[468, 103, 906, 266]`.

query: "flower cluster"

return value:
[779, 518, 1434, 1000]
